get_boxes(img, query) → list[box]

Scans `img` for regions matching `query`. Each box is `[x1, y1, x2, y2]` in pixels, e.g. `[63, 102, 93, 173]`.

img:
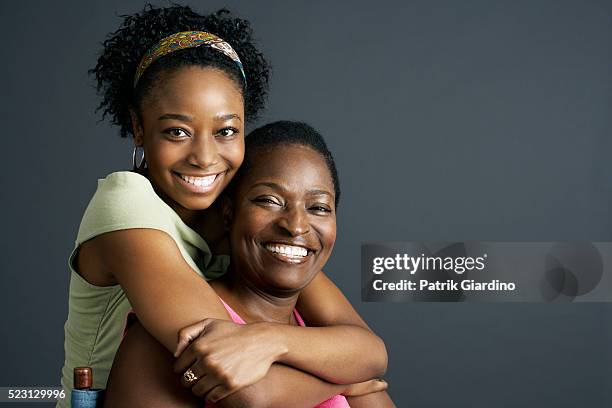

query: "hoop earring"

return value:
[132, 146, 146, 170]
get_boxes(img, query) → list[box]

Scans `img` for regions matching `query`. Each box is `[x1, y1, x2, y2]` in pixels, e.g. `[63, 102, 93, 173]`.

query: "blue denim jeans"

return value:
[71, 389, 104, 408]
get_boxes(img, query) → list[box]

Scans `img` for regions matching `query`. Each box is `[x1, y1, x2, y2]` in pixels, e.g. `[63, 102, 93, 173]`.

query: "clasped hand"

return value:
[172, 318, 388, 403]
[172, 318, 283, 403]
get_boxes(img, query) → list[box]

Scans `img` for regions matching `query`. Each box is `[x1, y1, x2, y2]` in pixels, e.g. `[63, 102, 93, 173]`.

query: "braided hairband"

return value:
[133, 31, 246, 87]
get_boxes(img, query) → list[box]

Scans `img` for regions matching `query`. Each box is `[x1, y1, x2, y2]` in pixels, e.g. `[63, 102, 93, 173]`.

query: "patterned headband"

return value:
[133, 31, 246, 87]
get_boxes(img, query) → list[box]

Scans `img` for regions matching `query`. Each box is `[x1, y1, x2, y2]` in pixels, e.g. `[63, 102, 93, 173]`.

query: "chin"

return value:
[264, 271, 316, 293]
[179, 197, 217, 211]
[174, 187, 226, 210]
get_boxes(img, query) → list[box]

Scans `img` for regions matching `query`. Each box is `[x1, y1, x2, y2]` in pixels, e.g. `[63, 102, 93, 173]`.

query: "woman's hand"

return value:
[173, 318, 287, 403]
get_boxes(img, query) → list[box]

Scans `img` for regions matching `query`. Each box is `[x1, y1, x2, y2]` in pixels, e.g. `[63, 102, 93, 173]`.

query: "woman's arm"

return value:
[78, 229, 231, 351]
[292, 271, 388, 379]
[173, 272, 388, 386]
[175, 318, 387, 385]
[82, 229, 386, 395]
[105, 321, 384, 408]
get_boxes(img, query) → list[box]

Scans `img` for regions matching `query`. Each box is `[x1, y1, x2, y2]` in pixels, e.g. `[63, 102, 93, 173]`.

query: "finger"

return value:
[370, 379, 388, 394]
[174, 319, 212, 357]
[344, 379, 388, 397]
[355, 379, 387, 395]
[205, 385, 233, 403]
[192, 375, 222, 398]
[173, 344, 198, 373]
[361, 379, 387, 394]
[179, 364, 204, 389]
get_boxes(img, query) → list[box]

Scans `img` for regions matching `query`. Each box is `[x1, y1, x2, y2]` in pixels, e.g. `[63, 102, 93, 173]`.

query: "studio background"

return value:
[1, 0, 611, 406]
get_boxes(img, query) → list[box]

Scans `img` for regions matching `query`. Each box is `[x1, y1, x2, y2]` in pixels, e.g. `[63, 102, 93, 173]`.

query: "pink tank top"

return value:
[210, 299, 351, 408]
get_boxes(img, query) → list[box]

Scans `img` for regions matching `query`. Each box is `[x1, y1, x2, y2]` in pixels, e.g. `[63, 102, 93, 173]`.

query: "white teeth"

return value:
[179, 173, 217, 187]
[265, 244, 308, 258]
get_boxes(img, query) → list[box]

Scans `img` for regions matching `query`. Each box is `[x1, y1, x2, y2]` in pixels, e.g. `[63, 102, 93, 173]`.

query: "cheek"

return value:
[315, 220, 337, 254]
[219, 140, 245, 171]
[232, 207, 269, 243]
[323, 225, 337, 250]
[145, 138, 183, 170]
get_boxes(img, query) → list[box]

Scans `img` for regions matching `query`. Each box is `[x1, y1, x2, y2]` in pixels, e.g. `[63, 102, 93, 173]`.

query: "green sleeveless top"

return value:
[58, 172, 228, 407]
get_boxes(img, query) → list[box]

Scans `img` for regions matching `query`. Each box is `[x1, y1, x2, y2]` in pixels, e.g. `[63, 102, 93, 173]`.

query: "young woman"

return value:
[59, 5, 387, 407]
[104, 121, 395, 407]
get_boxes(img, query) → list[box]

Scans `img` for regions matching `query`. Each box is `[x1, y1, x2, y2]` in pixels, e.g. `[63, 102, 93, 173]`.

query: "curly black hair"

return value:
[234, 121, 341, 208]
[90, 4, 271, 138]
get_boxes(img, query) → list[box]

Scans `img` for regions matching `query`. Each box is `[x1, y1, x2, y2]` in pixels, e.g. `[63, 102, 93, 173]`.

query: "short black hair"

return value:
[236, 121, 341, 208]
[90, 4, 271, 138]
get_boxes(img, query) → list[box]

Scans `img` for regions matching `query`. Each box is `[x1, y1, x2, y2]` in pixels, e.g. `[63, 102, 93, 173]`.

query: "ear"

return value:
[220, 194, 234, 231]
[130, 108, 144, 146]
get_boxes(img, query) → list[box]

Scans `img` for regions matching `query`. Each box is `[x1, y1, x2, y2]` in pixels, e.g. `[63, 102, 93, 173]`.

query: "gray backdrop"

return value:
[1, 0, 611, 406]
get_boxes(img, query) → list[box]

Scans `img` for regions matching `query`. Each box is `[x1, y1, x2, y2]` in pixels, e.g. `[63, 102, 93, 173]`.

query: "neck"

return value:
[171, 203, 199, 227]
[212, 269, 300, 325]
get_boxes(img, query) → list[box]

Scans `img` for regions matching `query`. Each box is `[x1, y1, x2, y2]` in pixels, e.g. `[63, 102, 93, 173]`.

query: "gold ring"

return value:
[183, 368, 198, 384]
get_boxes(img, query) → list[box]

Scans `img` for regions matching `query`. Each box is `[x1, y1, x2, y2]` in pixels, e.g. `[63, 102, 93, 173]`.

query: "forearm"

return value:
[108, 321, 347, 408]
[271, 323, 387, 383]
[296, 272, 388, 380]
[217, 363, 346, 408]
[347, 391, 396, 408]
[221, 368, 390, 408]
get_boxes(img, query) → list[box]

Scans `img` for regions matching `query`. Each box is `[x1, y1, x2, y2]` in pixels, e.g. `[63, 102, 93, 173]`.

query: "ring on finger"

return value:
[183, 368, 198, 384]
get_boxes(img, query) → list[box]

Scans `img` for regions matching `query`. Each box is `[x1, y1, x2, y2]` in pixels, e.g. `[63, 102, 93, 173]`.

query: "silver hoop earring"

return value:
[132, 146, 146, 170]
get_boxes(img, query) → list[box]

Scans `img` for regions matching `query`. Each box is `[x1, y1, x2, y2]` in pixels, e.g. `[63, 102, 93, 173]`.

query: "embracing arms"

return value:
[105, 320, 386, 408]
[81, 229, 388, 402]
[173, 271, 388, 384]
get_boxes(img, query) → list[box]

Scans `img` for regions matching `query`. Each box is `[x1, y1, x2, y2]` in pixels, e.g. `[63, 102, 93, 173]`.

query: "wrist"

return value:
[252, 321, 289, 362]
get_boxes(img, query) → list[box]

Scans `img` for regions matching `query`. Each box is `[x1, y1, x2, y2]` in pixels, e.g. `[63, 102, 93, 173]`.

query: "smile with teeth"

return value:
[177, 173, 218, 187]
[265, 243, 310, 259]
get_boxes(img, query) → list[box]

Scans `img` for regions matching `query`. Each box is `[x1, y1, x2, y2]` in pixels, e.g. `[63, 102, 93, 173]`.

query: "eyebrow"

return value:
[308, 189, 334, 198]
[215, 113, 242, 122]
[158, 113, 194, 122]
[250, 182, 333, 197]
[157, 113, 242, 122]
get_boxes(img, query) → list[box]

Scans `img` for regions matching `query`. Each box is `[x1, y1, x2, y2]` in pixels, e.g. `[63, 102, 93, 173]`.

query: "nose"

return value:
[187, 133, 219, 168]
[278, 205, 310, 237]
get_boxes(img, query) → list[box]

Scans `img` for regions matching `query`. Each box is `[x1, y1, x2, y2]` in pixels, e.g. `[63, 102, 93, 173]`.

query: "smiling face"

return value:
[133, 66, 245, 219]
[227, 144, 337, 295]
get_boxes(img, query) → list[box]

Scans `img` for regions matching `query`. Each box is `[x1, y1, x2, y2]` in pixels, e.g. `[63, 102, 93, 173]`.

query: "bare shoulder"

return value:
[104, 321, 199, 408]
